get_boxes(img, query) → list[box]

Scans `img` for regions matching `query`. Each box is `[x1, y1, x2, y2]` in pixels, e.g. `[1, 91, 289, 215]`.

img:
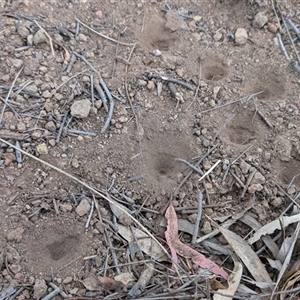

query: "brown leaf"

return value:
[79, 275, 123, 291]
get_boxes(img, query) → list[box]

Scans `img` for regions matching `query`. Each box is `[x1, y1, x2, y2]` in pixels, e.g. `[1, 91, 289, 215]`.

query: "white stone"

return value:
[70, 99, 91, 118]
[75, 199, 90, 216]
[235, 28, 248, 45]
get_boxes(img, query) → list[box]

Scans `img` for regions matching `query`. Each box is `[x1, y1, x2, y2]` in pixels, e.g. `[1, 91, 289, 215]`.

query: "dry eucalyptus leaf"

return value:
[114, 272, 135, 286]
[267, 258, 282, 272]
[165, 203, 229, 280]
[79, 275, 123, 291]
[218, 226, 272, 292]
[247, 214, 300, 244]
[117, 223, 167, 262]
[213, 255, 242, 300]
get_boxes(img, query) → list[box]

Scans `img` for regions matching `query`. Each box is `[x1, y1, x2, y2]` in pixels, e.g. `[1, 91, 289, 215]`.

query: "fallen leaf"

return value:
[165, 203, 229, 280]
[280, 260, 300, 284]
[213, 254, 242, 300]
[267, 258, 282, 271]
[218, 225, 272, 292]
[114, 272, 135, 286]
[277, 235, 294, 263]
[117, 224, 167, 262]
[79, 275, 123, 291]
[211, 277, 226, 290]
[281, 270, 300, 300]
[270, 223, 300, 299]
[247, 213, 300, 244]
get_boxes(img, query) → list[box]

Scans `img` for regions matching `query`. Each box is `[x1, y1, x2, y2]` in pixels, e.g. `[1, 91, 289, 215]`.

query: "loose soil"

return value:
[1, 0, 300, 299]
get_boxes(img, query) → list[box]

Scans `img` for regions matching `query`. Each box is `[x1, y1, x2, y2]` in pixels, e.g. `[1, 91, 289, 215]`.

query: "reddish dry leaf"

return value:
[165, 203, 229, 280]
[79, 275, 124, 291]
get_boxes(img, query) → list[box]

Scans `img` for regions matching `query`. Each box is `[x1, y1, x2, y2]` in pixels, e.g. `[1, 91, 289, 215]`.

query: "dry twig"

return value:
[75, 18, 135, 46]
[0, 66, 23, 124]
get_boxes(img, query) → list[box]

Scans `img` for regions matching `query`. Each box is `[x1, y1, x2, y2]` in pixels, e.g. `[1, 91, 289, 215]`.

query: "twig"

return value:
[67, 129, 97, 137]
[48, 283, 69, 299]
[130, 224, 145, 259]
[277, 7, 300, 62]
[85, 199, 95, 229]
[99, 78, 113, 101]
[0, 66, 24, 124]
[101, 98, 115, 133]
[232, 145, 253, 165]
[94, 83, 108, 112]
[40, 285, 61, 300]
[229, 170, 245, 188]
[53, 198, 59, 215]
[174, 158, 204, 176]
[111, 92, 126, 103]
[90, 75, 95, 107]
[58, 255, 82, 271]
[75, 18, 135, 46]
[256, 108, 273, 128]
[128, 262, 154, 298]
[277, 33, 290, 60]
[222, 145, 253, 186]
[213, 113, 235, 141]
[147, 72, 195, 91]
[0, 137, 170, 258]
[75, 21, 80, 36]
[290, 61, 300, 74]
[198, 160, 221, 182]
[174, 144, 219, 197]
[66, 53, 77, 74]
[185, 61, 202, 111]
[192, 191, 203, 245]
[141, 13, 146, 33]
[198, 91, 263, 115]
[56, 110, 68, 144]
[15, 141, 22, 163]
[285, 17, 300, 41]
[111, 33, 120, 78]
[0, 96, 21, 119]
[276, 184, 300, 211]
[241, 169, 256, 198]
[0, 287, 16, 300]
[73, 51, 99, 73]
[124, 43, 144, 167]
[8, 287, 24, 300]
[104, 229, 121, 275]
[34, 20, 55, 57]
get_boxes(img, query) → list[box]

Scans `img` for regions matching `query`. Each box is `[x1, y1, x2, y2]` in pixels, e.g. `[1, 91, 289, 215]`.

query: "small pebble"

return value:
[213, 31, 222, 41]
[36, 143, 48, 155]
[48, 139, 56, 147]
[75, 198, 90, 216]
[153, 49, 162, 56]
[147, 80, 155, 90]
[203, 138, 210, 147]
[138, 79, 147, 86]
[248, 183, 263, 193]
[178, 192, 186, 200]
[235, 28, 248, 45]
[252, 12, 268, 29]
[194, 130, 201, 137]
[271, 197, 283, 207]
